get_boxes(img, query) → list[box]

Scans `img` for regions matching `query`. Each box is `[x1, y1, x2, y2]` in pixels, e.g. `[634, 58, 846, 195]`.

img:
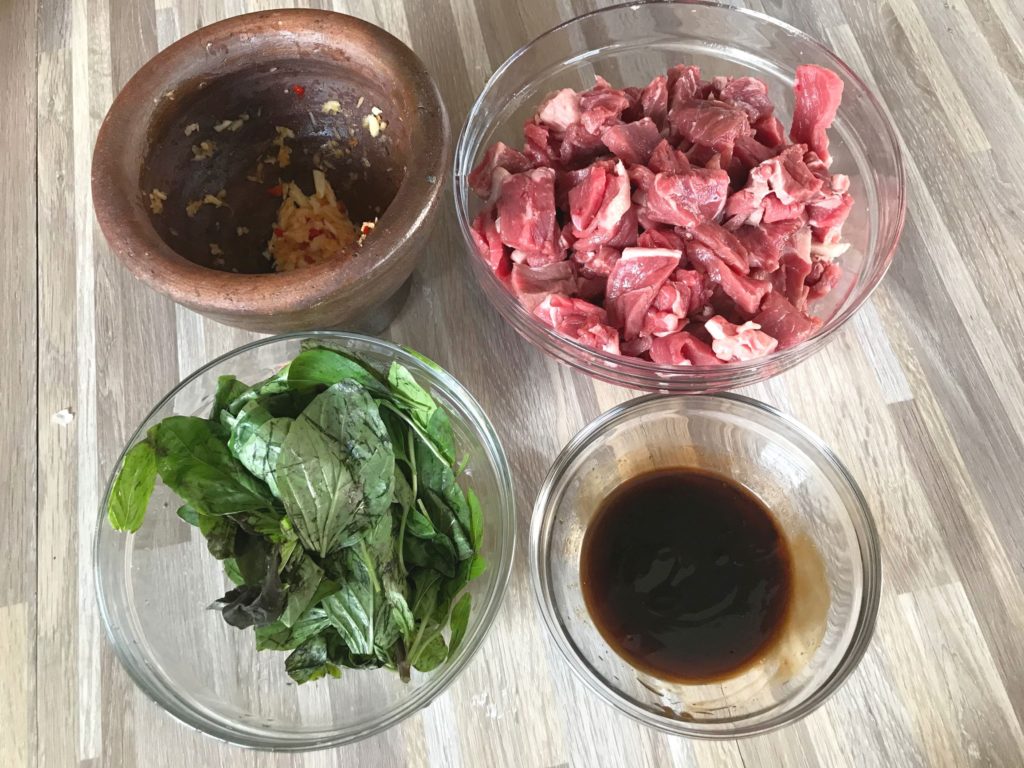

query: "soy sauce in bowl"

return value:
[580, 467, 793, 683]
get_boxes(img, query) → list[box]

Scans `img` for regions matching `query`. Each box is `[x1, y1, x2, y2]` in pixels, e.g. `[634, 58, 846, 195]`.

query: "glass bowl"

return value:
[453, 1, 906, 392]
[530, 394, 880, 737]
[94, 332, 516, 750]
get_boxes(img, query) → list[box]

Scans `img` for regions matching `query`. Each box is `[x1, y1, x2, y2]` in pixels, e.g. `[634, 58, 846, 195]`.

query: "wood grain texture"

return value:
[7, 0, 1024, 765]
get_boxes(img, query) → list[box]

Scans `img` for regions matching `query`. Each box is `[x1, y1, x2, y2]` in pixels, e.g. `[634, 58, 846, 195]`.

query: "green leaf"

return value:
[403, 533, 457, 578]
[107, 441, 157, 532]
[467, 489, 484, 551]
[280, 555, 324, 628]
[223, 557, 244, 586]
[148, 416, 277, 517]
[387, 362, 437, 431]
[416, 440, 470, 534]
[225, 368, 292, 416]
[285, 635, 341, 684]
[321, 538, 381, 656]
[203, 516, 237, 560]
[210, 375, 250, 422]
[448, 593, 471, 658]
[425, 490, 473, 562]
[176, 504, 200, 527]
[229, 401, 293, 498]
[287, 347, 388, 396]
[425, 408, 455, 465]
[276, 381, 395, 556]
[215, 546, 285, 629]
[411, 634, 447, 672]
[401, 347, 444, 371]
[255, 606, 331, 651]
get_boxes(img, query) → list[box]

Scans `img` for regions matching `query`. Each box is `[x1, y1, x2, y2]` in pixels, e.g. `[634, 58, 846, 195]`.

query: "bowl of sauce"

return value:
[530, 394, 880, 738]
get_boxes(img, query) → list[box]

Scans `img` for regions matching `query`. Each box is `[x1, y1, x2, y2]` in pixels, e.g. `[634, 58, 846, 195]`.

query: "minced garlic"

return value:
[273, 126, 295, 168]
[321, 100, 342, 115]
[191, 140, 217, 161]
[184, 122, 199, 136]
[149, 188, 167, 214]
[209, 243, 223, 256]
[214, 113, 250, 132]
[236, 226, 250, 236]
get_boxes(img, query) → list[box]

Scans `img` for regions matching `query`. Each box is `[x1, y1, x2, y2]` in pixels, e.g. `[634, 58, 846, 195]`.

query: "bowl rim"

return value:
[453, 0, 907, 386]
[529, 392, 882, 738]
[91, 9, 450, 316]
[93, 331, 517, 751]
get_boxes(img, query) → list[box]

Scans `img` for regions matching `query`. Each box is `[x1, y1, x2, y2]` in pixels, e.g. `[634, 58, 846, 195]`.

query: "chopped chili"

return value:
[291, 84, 305, 97]
[273, 227, 284, 237]
[267, 184, 283, 197]
[308, 227, 323, 239]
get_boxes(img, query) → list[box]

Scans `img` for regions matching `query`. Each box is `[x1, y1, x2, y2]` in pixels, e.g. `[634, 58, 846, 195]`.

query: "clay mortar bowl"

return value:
[92, 9, 449, 333]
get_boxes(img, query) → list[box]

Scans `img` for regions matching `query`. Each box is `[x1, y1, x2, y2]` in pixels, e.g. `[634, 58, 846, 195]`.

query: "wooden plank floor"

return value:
[7, 0, 1024, 765]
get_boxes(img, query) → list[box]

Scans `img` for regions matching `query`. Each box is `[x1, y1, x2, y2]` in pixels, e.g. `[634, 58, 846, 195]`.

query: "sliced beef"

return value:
[510, 261, 579, 311]
[536, 88, 581, 134]
[647, 140, 692, 175]
[534, 294, 621, 355]
[687, 241, 771, 316]
[569, 161, 632, 247]
[470, 208, 511, 278]
[640, 74, 669, 129]
[605, 247, 682, 339]
[790, 64, 844, 167]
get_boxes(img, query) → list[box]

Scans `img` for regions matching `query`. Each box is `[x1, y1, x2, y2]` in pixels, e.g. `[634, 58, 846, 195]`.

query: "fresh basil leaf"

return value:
[416, 440, 470, 534]
[321, 538, 381, 656]
[404, 503, 437, 539]
[229, 402, 293, 498]
[225, 368, 292, 416]
[411, 634, 447, 672]
[203, 516, 237, 560]
[255, 606, 330, 651]
[210, 375, 250, 422]
[404, 534, 457, 578]
[215, 546, 284, 629]
[176, 504, 200, 527]
[223, 558, 244, 586]
[148, 416, 276, 517]
[467, 489, 484, 551]
[425, 408, 455, 465]
[280, 555, 324, 628]
[287, 348, 388, 396]
[386, 362, 437, 431]
[285, 635, 341, 684]
[448, 593, 471, 658]
[107, 441, 157, 532]
[424, 491, 473, 562]
[276, 381, 395, 557]
[401, 347, 444, 372]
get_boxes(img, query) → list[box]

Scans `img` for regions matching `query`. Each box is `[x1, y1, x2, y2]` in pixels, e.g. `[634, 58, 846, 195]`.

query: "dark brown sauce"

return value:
[580, 467, 792, 683]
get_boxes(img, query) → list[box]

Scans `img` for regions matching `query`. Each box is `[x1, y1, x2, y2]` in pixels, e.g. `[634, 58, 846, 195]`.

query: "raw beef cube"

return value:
[807, 261, 843, 299]
[511, 261, 579, 311]
[468, 141, 531, 199]
[576, 322, 622, 355]
[641, 74, 669, 129]
[687, 242, 771, 316]
[645, 168, 730, 228]
[732, 134, 777, 170]
[470, 208, 511, 278]
[569, 161, 632, 246]
[602, 118, 662, 165]
[762, 194, 807, 224]
[667, 65, 703, 107]
[754, 291, 822, 348]
[536, 88, 581, 134]
[691, 221, 752, 274]
[647, 140, 692, 175]
[497, 168, 563, 263]
[705, 315, 779, 361]
[579, 75, 631, 135]
[733, 219, 804, 271]
[572, 245, 620, 278]
[720, 77, 774, 123]
[790, 65, 844, 167]
[650, 331, 722, 366]
[754, 114, 786, 148]
[807, 192, 854, 244]
[772, 225, 812, 308]
[668, 99, 751, 161]
[605, 247, 683, 339]
[643, 308, 683, 337]
[523, 121, 559, 167]
[560, 123, 608, 168]
[638, 226, 688, 253]
[622, 86, 644, 122]
[534, 294, 622, 355]
[764, 144, 823, 204]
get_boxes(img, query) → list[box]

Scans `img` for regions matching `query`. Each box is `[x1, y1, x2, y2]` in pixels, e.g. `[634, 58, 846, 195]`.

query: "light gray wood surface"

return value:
[8, 0, 1024, 765]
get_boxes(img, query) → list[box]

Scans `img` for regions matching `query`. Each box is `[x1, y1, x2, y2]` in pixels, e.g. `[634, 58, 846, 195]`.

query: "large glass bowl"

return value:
[94, 332, 516, 750]
[530, 394, 881, 737]
[453, 2, 906, 392]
